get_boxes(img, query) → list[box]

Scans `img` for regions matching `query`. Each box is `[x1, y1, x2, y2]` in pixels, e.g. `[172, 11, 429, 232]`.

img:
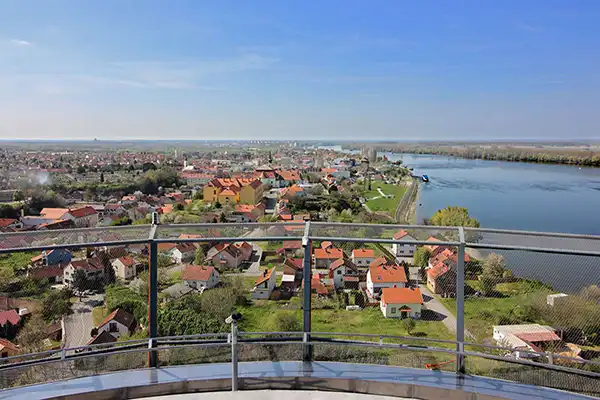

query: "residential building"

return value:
[392, 230, 417, 258]
[0, 338, 19, 358]
[547, 293, 569, 307]
[203, 178, 263, 205]
[182, 265, 220, 290]
[313, 246, 344, 269]
[111, 256, 140, 280]
[67, 206, 99, 227]
[97, 308, 137, 339]
[170, 243, 196, 264]
[39, 208, 70, 220]
[180, 172, 213, 187]
[31, 249, 72, 267]
[63, 257, 105, 287]
[252, 267, 277, 300]
[367, 261, 407, 298]
[328, 259, 359, 290]
[277, 241, 302, 257]
[493, 324, 562, 359]
[426, 262, 456, 297]
[351, 248, 375, 267]
[87, 330, 118, 347]
[380, 287, 424, 319]
[207, 243, 245, 269]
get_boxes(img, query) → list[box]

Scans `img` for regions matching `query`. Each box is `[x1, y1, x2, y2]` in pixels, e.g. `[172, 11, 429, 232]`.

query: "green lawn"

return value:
[439, 280, 553, 342]
[92, 306, 109, 326]
[238, 299, 454, 344]
[365, 181, 407, 213]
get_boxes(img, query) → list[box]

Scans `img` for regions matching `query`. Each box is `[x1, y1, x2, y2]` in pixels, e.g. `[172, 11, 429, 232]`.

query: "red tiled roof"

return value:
[117, 256, 136, 267]
[393, 230, 412, 240]
[40, 208, 69, 219]
[70, 257, 103, 272]
[352, 248, 374, 258]
[369, 264, 407, 283]
[381, 287, 423, 305]
[175, 243, 196, 253]
[329, 258, 345, 271]
[182, 265, 215, 281]
[0, 309, 20, 325]
[255, 267, 275, 286]
[427, 262, 452, 279]
[281, 241, 302, 249]
[314, 247, 343, 259]
[0, 218, 18, 228]
[98, 308, 136, 330]
[69, 206, 97, 218]
[284, 258, 303, 270]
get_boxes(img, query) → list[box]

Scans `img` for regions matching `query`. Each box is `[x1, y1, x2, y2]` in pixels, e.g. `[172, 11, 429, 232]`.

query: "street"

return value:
[419, 285, 474, 340]
[64, 294, 104, 351]
[243, 243, 263, 276]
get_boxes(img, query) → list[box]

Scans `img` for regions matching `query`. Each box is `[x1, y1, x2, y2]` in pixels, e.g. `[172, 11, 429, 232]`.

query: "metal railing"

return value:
[0, 222, 599, 395]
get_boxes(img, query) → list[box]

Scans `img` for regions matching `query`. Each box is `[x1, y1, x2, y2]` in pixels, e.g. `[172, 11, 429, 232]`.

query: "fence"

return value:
[0, 222, 599, 394]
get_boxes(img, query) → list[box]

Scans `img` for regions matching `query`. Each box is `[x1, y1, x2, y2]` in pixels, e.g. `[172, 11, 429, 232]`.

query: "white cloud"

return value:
[9, 39, 33, 47]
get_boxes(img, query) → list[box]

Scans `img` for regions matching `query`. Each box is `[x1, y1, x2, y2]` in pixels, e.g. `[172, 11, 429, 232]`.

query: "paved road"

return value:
[64, 294, 104, 351]
[419, 285, 474, 340]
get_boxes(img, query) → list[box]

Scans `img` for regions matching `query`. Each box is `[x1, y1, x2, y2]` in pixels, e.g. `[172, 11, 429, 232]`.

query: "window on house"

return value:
[109, 322, 118, 333]
[391, 307, 396, 313]
[337, 270, 342, 275]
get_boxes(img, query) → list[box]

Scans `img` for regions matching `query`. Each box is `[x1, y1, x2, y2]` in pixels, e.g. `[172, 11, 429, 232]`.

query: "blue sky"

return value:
[1, 0, 600, 140]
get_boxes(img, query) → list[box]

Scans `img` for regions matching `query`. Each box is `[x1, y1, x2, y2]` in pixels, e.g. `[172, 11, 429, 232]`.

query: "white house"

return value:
[252, 267, 277, 300]
[380, 287, 424, 319]
[351, 248, 375, 267]
[67, 206, 99, 228]
[328, 259, 359, 290]
[392, 230, 417, 258]
[111, 256, 139, 280]
[171, 243, 196, 264]
[97, 308, 137, 339]
[367, 260, 407, 298]
[63, 257, 105, 287]
[492, 324, 561, 359]
[182, 265, 220, 290]
[547, 293, 569, 307]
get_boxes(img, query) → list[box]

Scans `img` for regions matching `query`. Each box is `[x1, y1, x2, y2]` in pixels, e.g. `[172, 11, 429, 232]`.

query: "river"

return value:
[319, 147, 600, 291]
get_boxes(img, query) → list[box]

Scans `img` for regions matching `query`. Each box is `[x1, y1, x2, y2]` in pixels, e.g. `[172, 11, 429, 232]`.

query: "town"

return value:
[0, 143, 598, 374]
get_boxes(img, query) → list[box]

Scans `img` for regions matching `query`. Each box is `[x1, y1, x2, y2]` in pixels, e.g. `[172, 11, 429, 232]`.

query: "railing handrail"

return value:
[0, 334, 599, 380]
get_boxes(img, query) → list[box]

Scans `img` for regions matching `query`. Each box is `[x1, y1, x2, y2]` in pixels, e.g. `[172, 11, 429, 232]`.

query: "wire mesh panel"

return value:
[0, 225, 152, 252]
[465, 355, 600, 397]
[459, 245, 600, 379]
[155, 223, 305, 241]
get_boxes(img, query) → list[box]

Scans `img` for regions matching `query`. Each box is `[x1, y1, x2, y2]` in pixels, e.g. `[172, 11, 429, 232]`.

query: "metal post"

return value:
[231, 321, 239, 391]
[148, 227, 158, 367]
[456, 227, 466, 374]
[302, 222, 312, 362]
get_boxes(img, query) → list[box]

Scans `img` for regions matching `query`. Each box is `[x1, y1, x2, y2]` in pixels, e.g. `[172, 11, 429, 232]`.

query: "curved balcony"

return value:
[0, 222, 599, 399]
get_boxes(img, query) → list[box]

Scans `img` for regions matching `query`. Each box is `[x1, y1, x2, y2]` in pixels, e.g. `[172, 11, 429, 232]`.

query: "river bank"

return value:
[394, 177, 419, 224]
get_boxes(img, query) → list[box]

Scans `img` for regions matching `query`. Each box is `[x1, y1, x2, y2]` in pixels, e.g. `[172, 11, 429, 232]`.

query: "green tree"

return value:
[13, 190, 25, 201]
[479, 274, 496, 296]
[16, 316, 49, 353]
[194, 247, 206, 265]
[71, 269, 90, 296]
[429, 206, 480, 227]
[173, 203, 185, 211]
[482, 253, 506, 278]
[41, 289, 73, 322]
[402, 318, 416, 335]
[413, 247, 431, 269]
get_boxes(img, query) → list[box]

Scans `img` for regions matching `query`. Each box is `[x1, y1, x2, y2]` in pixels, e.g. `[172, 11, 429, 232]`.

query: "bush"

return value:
[274, 312, 301, 332]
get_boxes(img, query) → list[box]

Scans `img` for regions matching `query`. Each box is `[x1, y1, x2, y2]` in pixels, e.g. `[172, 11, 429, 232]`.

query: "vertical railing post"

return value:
[231, 320, 239, 391]
[148, 221, 159, 368]
[302, 221, 312, 362]
[456, 227, 466, 374]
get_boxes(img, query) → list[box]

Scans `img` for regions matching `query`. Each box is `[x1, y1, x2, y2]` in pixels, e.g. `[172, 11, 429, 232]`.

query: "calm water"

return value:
[388, 153, 600, 235]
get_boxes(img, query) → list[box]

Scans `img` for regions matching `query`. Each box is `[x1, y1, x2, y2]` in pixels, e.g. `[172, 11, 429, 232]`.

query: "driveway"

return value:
[243, 244, 263, 275]
[64, 294, 104, 352]
[419, 285, 474, 340]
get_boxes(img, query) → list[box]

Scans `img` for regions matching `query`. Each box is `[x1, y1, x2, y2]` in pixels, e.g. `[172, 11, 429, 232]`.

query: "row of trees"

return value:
[380, 145, 600, 167]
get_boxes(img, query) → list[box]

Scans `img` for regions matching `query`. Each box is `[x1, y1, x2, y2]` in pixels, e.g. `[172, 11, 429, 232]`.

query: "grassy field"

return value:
[92, 306, 109, 326]
[365, 181, 407, 213]
[439, 280, 553, 342]
[238, 299, 454, 345]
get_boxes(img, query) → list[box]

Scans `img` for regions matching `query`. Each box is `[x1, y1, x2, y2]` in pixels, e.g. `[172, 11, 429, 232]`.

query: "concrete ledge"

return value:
[0, 361, 594, 400]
